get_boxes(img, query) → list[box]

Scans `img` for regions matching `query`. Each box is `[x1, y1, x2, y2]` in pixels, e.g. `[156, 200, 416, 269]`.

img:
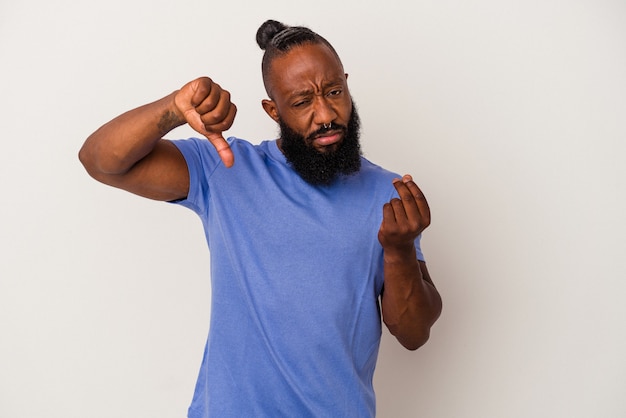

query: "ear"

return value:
[262, 99, 280, 123]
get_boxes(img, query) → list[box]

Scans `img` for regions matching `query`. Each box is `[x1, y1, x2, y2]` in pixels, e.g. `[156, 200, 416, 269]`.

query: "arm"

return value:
[78, 77, 237, 201]
[378, 175, 442, 350]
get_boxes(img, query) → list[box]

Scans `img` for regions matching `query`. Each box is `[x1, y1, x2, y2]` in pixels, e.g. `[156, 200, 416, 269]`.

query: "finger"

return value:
[200, 89, 234, 126]
[189, 77, 215, 108]
[194, 79, 223, 114]
[402, 176, 431, 225]
[205, 132, 235, 168]
[204, 102, 237, 133]
[393, 178, 417, 219]
[389, 195, 408, 223]
[175, 79, 211, 131]
[179, 107, 235, 168]
[391, 176, 430, 235]
[381, 201, 397, 225]
[183, 106, 211, 138]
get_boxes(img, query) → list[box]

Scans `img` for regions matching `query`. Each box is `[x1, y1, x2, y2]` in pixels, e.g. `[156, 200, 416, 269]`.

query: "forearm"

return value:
[79, 91, 183, 175]
[381, 246, 442, 350]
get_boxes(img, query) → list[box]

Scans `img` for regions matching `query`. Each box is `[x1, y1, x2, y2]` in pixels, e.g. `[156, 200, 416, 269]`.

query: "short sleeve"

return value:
[169, 137, 222, 216]
[415, 234, 425, 262]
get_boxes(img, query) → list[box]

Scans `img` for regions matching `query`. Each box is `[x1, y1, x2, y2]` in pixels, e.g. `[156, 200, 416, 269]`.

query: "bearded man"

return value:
[79, 19, 442, 418]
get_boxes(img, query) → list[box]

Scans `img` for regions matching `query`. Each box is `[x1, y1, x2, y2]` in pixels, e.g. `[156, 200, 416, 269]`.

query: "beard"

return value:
[278, 103, 362, 186]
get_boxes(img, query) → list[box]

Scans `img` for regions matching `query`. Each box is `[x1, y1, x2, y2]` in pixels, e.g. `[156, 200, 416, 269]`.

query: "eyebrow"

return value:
[289, 88, 314, 99]
[287, 79, 345, 100]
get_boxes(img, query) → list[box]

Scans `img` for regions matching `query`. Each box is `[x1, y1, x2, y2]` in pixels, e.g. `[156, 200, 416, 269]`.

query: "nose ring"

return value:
[323, 123, 331, 129]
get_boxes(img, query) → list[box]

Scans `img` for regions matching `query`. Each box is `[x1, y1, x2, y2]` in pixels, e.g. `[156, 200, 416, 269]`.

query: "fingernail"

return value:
[403, 174, 413, 183]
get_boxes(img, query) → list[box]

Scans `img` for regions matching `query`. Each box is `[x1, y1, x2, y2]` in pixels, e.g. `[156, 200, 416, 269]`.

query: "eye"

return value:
[328, 89, 342, 97]
[293, 99, 310, 108]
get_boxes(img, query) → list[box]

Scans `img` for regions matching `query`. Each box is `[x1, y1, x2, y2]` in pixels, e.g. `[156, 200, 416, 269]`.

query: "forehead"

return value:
[268, 43, 346, 99]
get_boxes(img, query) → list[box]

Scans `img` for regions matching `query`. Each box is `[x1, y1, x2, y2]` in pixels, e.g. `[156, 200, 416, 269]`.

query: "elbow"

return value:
[405, 330, 431, 351]
[78, 139, 126, 178]
[78, 144, 106, 179]
[77, 144, 92, 170]
[383, 313, 432, 351]
[384, 301, 442, 351]
[78, 143, 97, 176]
[389, 324, 431, 351]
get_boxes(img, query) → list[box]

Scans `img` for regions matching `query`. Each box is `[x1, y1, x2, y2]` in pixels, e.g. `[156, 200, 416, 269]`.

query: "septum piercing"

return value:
[323, 123, 331, 129]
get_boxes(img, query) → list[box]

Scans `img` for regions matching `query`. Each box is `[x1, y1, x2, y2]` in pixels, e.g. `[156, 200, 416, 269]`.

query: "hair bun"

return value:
[256, 20, 288, 50]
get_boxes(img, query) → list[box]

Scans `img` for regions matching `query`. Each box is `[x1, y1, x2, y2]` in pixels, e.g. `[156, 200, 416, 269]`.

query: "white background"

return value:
[1, 1, 625, 417]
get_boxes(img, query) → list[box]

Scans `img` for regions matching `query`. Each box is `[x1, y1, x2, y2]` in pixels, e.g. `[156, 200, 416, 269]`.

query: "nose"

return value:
[312, 96, 337, 128]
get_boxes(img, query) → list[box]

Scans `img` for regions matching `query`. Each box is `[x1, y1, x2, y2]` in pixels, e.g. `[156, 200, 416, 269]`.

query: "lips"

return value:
[312, 131, 343, 147]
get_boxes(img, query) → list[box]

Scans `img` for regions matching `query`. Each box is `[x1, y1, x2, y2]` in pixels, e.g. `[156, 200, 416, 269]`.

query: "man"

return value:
[79, 19, 442, 417]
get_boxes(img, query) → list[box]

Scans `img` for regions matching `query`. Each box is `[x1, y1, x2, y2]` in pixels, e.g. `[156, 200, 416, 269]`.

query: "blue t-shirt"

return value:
[172, 137, 423, 418]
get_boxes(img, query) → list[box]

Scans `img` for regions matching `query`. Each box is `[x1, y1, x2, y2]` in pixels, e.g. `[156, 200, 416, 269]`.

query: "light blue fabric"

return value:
[171, 137, 424, 417]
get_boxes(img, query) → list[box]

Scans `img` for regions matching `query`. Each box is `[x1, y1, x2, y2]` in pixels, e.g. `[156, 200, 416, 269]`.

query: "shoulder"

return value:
[357, 156, 400, 186]
[330, 156, 399, 200]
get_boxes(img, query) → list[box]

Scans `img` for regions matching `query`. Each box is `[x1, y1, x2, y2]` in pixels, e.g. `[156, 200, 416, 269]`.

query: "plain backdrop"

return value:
[1, 1, 625, 417]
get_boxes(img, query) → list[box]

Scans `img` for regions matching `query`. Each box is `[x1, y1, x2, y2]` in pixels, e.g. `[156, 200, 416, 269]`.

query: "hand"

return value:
[175, 77, 237, 167]
[378, 174, 431, 257]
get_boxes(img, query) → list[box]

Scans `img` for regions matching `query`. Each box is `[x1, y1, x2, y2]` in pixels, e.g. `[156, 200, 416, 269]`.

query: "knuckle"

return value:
[200, 113, 218, 125]
[195, 80, 212, 96]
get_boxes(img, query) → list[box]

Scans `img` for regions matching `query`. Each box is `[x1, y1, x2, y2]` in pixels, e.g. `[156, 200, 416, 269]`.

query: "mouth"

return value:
[311, 130, 343, 148]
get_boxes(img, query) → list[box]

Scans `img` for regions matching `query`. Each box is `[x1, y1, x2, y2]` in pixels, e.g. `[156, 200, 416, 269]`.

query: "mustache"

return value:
[307, 123, 347, 140]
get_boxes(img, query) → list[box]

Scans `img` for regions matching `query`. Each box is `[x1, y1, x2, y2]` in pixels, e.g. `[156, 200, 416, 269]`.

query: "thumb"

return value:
[205, 131, 235, 168]
[181, 107, 235, 168]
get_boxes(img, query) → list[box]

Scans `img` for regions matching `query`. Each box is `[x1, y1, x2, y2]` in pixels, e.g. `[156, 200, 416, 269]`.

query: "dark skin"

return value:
[380, 175, 441, 349]
[78, 42, 441, 350]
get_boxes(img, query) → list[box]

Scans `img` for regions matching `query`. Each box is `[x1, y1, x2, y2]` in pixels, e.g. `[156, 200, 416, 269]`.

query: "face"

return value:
[262, 43, 354, 153]
[262, 43, 361, 185]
